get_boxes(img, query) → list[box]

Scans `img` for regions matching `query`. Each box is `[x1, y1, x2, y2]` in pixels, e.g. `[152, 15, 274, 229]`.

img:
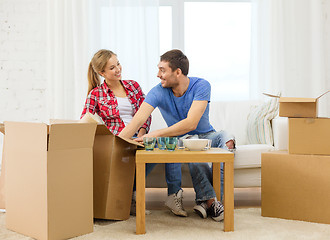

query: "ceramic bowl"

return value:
[182, 139, 208, 151]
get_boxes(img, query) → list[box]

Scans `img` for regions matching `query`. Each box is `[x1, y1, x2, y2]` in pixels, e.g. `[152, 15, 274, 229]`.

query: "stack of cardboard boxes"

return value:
[261, 91, 330, 224]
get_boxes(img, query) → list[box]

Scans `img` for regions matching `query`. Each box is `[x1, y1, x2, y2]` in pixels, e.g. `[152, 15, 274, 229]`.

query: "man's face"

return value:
[157, 61, 179, 88]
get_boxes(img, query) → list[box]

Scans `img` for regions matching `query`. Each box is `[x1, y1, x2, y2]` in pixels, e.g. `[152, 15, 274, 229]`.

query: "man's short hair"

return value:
[160, 49, 189, 76]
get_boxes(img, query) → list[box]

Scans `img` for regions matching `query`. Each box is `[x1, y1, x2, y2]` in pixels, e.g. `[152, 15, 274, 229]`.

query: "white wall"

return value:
[324, 0, 330, 115]
[0, 0, 47, 167]
[0, 0, 48, 124]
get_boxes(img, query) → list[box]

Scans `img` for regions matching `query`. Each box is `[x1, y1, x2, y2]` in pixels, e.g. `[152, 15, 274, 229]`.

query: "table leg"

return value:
[223, 161, 234, 232]
[212, 162, 221, 201]
[136, 162, 146, 234]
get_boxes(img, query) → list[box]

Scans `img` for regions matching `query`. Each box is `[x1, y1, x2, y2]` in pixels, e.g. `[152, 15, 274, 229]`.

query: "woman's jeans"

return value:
[189, 130, 235, 203]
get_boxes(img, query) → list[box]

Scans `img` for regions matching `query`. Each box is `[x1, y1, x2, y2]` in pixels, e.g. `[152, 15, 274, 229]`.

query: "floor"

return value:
[145, 187, 261, 210]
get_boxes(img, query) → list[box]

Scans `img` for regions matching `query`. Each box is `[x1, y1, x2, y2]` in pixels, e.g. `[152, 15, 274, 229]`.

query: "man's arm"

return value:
[119, 102, 155, 138]
[136, 100, 208, 140]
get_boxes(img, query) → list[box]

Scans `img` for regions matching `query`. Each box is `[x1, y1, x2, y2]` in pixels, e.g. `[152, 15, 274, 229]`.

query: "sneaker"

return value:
[193, 202, 208, 219]
[165, 189, 188, 217]
[130, 191, 151, 216]
[207, 200, 224, 222]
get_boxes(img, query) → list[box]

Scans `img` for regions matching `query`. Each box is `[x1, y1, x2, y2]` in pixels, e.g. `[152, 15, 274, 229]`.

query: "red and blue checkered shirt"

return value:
[81, 80, 151, 136]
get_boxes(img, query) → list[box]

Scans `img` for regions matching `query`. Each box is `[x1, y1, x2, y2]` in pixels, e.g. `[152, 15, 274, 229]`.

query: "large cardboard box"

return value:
[289, 118, 330, 155]
[4, 121, 97, 240]
[50, 117, 141, 220]
[262, 151, 330, 224]
[93, 124, 141, 220]
[264, 91, 329, 118]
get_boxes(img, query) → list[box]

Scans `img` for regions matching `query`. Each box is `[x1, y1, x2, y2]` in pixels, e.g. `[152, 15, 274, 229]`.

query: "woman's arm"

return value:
[119, 102, 155, 139]
[81, 91, 98, 119]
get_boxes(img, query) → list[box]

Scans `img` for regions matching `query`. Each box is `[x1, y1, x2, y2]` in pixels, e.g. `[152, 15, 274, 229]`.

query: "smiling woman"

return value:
[81, 49, 152, 137]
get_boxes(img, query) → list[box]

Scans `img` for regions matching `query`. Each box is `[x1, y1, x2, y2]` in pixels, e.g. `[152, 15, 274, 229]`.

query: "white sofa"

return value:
[145, 100, 288, 188]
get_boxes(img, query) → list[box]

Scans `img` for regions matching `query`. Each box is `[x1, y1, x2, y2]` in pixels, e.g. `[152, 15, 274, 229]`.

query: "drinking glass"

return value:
[157, 137, 167, 150]
[177, 138, 185, 150]
[204, 139, 212, 150]
[165, 137, 178, 151]
[143, 137, 156, 151]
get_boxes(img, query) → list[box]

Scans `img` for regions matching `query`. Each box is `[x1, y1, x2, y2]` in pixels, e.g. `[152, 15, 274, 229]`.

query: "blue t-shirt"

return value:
[144, 77, 215, 136]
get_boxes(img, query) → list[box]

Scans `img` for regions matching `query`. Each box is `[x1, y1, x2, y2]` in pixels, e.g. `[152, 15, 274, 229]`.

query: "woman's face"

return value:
[100, 55, 122, 82]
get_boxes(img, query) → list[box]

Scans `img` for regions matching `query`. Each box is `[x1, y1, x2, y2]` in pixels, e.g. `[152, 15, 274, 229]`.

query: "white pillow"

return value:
[246, 98, 279, 145]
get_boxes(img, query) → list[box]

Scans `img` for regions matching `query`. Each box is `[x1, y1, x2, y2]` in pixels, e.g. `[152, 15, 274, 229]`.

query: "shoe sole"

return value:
[193, 205, 207, 219]
[170, 209, 188, 217]
[165, 204, 188, 217]
[211, 213, 224, 222]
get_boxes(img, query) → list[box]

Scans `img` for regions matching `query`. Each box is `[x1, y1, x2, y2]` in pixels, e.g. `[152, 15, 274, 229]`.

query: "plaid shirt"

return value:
[81, 80, 152, 135]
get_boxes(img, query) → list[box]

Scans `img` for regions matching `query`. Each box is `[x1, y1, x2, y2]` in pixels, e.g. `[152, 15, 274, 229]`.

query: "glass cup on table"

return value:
[165, 137, 178, 151]
[157, 137, 167, 150]
[204, 139, 212, 150]
[177, 137, 185, 150]
[143, 137, 156, 151]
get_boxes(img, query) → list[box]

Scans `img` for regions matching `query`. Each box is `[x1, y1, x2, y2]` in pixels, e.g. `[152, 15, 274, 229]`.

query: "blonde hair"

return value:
[87, 49, 116, 95]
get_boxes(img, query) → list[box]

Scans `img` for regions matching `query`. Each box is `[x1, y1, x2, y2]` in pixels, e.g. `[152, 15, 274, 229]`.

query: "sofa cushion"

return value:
[209, 100, 261, 145]
[246, 98, 279, 145]
[272, 117, 288, 150]
[234, 144, 274, 169]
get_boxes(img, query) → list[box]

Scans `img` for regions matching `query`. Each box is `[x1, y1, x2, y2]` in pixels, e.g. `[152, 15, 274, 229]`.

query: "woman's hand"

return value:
[134, 131, 159, 143]
[137, 128, 146, 138]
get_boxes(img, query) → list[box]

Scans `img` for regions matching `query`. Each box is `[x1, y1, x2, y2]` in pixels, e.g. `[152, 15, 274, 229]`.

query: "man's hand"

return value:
[119, 102, 154, 139]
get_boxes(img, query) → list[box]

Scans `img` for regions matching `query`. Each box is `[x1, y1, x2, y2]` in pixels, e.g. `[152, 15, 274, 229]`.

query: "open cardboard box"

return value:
[262, 151, 330, 224]
[52, 114, 143, 220]
[264, 90, 330, 118]
[92, 124, 142, 220]
[4, 121, 97, 240]
[288, 117, 330, 155]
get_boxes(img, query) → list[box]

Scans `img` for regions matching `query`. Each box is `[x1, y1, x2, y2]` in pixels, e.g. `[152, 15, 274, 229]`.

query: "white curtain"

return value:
[250, 0, 330, 117]
[47, 0, 159, 120]
[47, 0, 90, 120]
[89, 0, 160, 93]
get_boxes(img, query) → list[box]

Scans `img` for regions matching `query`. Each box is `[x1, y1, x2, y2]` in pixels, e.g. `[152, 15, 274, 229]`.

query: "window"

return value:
[159, 0, 251, 101]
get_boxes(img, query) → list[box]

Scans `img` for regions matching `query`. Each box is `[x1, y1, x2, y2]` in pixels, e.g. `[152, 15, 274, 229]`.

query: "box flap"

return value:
[118, 135, 143, 147]
[48, 123, 97, 151]
[264, 92, 326, 103]
[279, 97, 317, 103]
[316, 90, 330, 99]
[4, 121, 48, 239]
[4, 122, 47, 151]
[95, 124, 143, 147]
[0, 123, 4, 135]
[95, 124, 113, 135]
[263, 93, 280, 98]
[49, 119, 79, 124]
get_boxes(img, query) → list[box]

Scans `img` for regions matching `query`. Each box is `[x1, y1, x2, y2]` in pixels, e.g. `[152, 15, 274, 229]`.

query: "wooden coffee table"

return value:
[135, 148, 234, 234]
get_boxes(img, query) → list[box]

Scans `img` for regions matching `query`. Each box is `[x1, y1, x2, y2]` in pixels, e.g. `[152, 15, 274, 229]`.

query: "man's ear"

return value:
[176, 68, 182, 77]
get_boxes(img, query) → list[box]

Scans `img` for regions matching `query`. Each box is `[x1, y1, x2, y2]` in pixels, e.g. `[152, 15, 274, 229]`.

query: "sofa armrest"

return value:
[272, 117, 288, 150]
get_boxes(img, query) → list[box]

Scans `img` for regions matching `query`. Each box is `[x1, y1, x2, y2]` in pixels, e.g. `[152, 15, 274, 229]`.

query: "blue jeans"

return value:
[188, 130, 235, 203]
[132, 163, 182, 195]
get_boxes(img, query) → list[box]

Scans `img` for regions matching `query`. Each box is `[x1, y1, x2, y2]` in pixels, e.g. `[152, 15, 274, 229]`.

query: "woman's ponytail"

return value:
[87, 49, 115, 96]
[87, 62, 100, 95]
